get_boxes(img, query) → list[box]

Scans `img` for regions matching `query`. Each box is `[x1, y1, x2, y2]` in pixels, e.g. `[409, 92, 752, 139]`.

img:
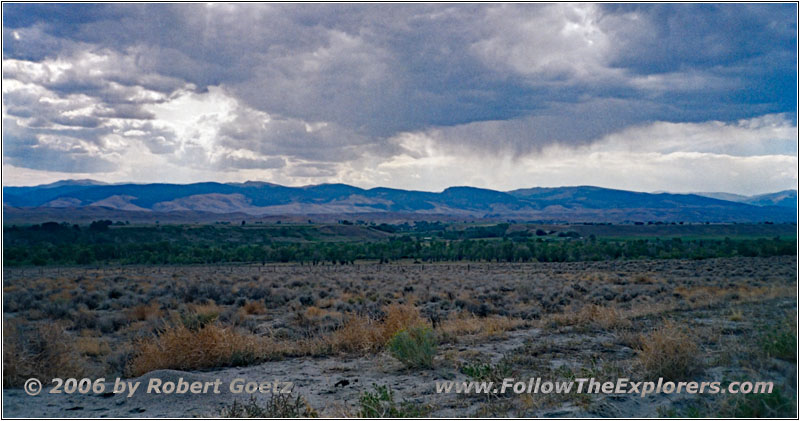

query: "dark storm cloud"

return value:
[215, 105, 384, 163]
[601, 3, 797, 119]
[2, 3, 796, 174]
[3, 118, 116, 173]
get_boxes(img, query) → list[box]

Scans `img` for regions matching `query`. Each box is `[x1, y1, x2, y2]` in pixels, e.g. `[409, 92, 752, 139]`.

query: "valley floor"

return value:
[3, 257, 797, 417]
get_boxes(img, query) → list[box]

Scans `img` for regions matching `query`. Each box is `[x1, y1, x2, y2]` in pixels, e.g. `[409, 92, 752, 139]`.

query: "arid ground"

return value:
[3, 256, 796, 417]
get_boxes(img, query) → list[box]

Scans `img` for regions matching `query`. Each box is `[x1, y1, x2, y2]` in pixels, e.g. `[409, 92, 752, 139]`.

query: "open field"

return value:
[3, 255, 796, 417]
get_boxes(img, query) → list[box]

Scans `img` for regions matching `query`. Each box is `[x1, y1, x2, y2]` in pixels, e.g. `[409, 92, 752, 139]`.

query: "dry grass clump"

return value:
[437, 315, 483, 337]
[3, 321, 89, 387]
[328, 304, 429, 354]
[128, 322, 281, 377]
[638, 320, 702, 381]
[75, 336, 112, 357]
[302, 305, 341, 321]
[127, 300, 163, 322]
[328, 315, 385, 354]
[673, 285, 795, 309]
[437, 313, 525, 343]
[633, 274, 658, 284]
[381, 304, 428, 340]
[188, 301, 223, 317]
[242, 300, 267, 315]
[549, 304, 630, 331]
[129, 304, 432, 376]
[483, 315, 525, 335]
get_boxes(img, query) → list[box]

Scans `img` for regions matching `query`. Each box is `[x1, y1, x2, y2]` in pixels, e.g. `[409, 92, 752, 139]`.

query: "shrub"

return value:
[460, 359, 513, 383]
[75, 337, 111, 357]
[381, 304, 427, 340]
[181, 310, 219, 331]
[42, 300, 72, 319]
[716, 387, 795, 418]
[242, 300, 267, 315]
[329, 315, 384, 354]
[220, 395, 317, 418]
[127, 301, 162, 322]
[761, 316, 796, 361]
[3, 322, 88, 387]
[358, 384, 431, 417]
[328, 304, 429, 355]
[671, 386, 796, 418]
[388, 326, 437, 369]
[638, 320, 701, 381]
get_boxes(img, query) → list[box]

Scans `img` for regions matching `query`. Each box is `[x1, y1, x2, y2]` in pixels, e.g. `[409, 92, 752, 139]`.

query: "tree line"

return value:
[3, 223, 794, 266]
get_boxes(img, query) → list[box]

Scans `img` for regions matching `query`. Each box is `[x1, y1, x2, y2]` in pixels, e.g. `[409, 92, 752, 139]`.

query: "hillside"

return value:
[3, 181, 796, 223]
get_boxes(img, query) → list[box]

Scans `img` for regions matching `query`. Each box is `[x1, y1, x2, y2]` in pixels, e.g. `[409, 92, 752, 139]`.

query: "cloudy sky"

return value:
[2, 3, 797, 194]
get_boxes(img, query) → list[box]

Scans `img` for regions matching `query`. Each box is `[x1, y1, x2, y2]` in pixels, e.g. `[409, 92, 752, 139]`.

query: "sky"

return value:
[2, 3, 797, 195]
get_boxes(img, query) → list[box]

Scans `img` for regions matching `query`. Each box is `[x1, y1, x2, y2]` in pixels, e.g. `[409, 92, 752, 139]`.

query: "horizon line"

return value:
[2, 178, 796, 198]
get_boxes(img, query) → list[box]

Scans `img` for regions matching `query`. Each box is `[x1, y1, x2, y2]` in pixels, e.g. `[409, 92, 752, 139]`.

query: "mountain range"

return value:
[2, 180, 797, 223]
[693, 190, 797, 208]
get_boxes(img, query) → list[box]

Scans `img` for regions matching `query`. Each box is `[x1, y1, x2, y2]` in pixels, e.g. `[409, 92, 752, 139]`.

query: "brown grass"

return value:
[381, 304, 428, 339]
[633, 274, 658, 284]
[75, 337, 112, 357]
[3, 321, 89, 387]
[638, 320, 701, 381]
[129, 304, 433, 376]
[242, 300, 267, 315]
[327, 315, 385, 354]
[188, 301, 223, 317]
[127, 301, 163, 322]
[437, 313, 525, 343]
[673, 285, 795, 308]
[437, 315, 483, 337]
[328, 304, 429, 354]
[127, 322, 282, 377]
[549, 304, 630, 330]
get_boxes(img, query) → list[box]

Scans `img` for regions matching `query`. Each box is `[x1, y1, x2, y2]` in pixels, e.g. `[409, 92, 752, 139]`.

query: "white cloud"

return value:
[370, 114, 797, 195]
[471, 4, 620, 82]
[591, 114, 797, 156]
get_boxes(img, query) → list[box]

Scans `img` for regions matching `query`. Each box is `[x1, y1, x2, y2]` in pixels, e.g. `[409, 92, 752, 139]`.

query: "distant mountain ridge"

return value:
[3, 180, 796, 223]
[694, 190, 797, 209]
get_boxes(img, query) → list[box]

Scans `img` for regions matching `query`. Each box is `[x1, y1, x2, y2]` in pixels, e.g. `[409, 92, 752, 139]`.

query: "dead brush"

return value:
[188, 301, 223, 317]
[127, 321, 282, 376]
[549, 304, 630, 331]
[437, 312, 525, 343]
[482, 315, 525, 337]
[241, 300, 267, 315]
[3, 321, 89, 387]
[75, 337, 112, 357]
[381, 304, 428, 340]
[637, 320, 702, 381]
[328, 315, 384, 354]
[633, 274, 657, 284]
[672, 285, 795, 310]
[437, 314, 483, 339]
[328, 304, 429, 354]
[127, 300, 162, 322]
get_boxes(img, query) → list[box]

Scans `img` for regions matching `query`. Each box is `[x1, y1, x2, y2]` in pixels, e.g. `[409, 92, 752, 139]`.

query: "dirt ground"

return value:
[3, 256, 796, 417]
